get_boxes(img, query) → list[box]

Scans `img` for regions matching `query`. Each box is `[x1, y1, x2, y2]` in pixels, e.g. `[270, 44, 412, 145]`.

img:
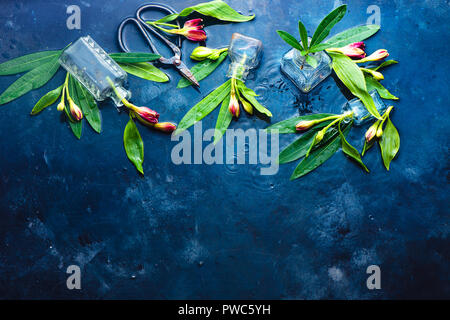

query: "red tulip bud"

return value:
[154, 122, 177, 133]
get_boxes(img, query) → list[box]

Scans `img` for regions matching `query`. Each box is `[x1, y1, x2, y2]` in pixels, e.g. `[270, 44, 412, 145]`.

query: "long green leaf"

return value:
[310, 5, 347, 48]
[0, 53, 62, 105]
[124, 116, 144, 174]
[67, 75, 82, 139]
[298, 20, 309, 51]
[118, 62, 168, 82]
[365, 75, 399, 100]
[109, 53, 160, 63]
[328, 52, 382, 119]
[74, 81, 102, 133]
[266, 113, 335, 134]
[310, 25, 380, 52]
[0, 50, 62, 76]
[213, 95, 232, 144]
[174, 79, 232, 135]
[278, 130, 319, 164]
[339, 121, 369, 172]
[30, 85, 63, 115]
[236, 80, 272, 117]
[156, 0, 254, 23]
[379, 117, 400, 170]
[178, 51, 228, 88]
[277, 30, 304, 52]
[290, 121, 352, 180]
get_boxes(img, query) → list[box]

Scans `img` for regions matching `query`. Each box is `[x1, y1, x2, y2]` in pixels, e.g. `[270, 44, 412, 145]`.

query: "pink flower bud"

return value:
[167, 19, 207, 42]
[132, 106, 159, 124]
[295, 120, 316, 132]
[154, 122, 177, 133]
[328, 42, 366, 59]
[228, 93, 240, 118]
[365, 122, 379, 142]
[68, 99, 83, 121]
[365, 49, 389, 61]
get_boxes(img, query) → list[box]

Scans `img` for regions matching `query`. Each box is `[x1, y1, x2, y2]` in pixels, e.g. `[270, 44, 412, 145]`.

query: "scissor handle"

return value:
[118, 17, 161, 55]
[136, 4, 182, 57]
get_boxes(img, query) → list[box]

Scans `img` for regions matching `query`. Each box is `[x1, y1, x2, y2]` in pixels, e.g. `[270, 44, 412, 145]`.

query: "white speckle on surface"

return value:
[328, 266, 344, 282]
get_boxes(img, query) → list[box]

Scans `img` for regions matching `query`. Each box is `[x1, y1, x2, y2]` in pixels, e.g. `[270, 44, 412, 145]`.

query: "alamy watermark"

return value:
[66, 5, 81, 30]
[171, 122, 279, 176]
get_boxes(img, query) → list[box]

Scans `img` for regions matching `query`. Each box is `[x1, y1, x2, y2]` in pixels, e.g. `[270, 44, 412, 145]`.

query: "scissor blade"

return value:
[176, 61, 200, 88]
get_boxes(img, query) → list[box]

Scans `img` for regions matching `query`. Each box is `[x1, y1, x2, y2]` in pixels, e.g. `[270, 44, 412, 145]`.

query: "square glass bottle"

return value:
[342, 90, 387, 126]
[59, 36, 130, 106]
[280, 41, 332, 93]
[226, 33, 263, 81]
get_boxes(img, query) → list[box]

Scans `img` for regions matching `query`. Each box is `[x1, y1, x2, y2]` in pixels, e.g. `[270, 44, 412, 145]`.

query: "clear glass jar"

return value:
[342, 90, 387, 126]
[59, 36, 130, 106]
[280, 39, 332, 93]
[226, 33, 263, 81]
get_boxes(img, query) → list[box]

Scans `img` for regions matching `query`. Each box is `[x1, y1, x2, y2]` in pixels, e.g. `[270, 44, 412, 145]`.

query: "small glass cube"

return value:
[226, 33, 263, 81]
[342, 90, 387, 126]
[59, 36, 130, 106]
[280, 45, 332, 93]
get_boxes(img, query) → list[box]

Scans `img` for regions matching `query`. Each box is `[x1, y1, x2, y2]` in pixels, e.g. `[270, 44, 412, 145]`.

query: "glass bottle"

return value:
[226, 33, 263, 80]
[280, 38, 332, 93]
[59, 36, 131, 106]
[342, 90, 387, 126]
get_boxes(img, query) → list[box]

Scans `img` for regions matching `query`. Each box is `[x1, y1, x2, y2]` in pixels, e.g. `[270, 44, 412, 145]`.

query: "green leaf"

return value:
[339, 121, 369, 172]
[213, 95, 232, 144]
[277, 30, 304, 52]
[328, 51, 382, 119]
[372, 60, 398, 71]
[365, 75, 399, 100]
[174, 79, 232, 135]
[74, 81, 102, 133]
[66, 76, 82, 139]
[124, 116, 144, 175]
[0, 53, 62, 105]
[118, 62, 168, 82]
[236, 80, 272, 117]
[305, 55, 318, 68]
[290, 120, 352, 180]
[0, 50, 62, 76]
[379, 117, 400, 170]
[30, 85, 63, 115]
[278, 130, 319, 164]
[298, 20, 309, 51]
[156, 0, 254, 23]
[109, 52, 160, 63]
[310, 25, 380, 52]
[310, 5, 347, 48]
[266, 113, 335, 134]
[362, 139, 374, 156]
[177, 51, 228, 88]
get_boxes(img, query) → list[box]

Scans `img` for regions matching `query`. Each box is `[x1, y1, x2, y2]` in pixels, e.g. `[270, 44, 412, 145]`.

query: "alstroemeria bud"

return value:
[327, 42, 366, 59]
[68, 99, 83, 121]
[57, 101, 65, 112]
[167, 19, 207, 42]
[360, 67, 384, 80]
[154, 122, 177, 133]
[228, 93, 240, 118]
[191, 46, 214, 61]
[131, 106, 159, 124]
[295, 120, 317, 132]
[315, 129, 325, 143]
[241, 99, 253, 115]
[365, 122, 379, 142]
[376, 123, 384, 138]
[355, 49, 389, 63]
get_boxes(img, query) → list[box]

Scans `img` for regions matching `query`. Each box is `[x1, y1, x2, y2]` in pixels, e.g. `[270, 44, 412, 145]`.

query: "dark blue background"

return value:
[0, 0, 448, 299]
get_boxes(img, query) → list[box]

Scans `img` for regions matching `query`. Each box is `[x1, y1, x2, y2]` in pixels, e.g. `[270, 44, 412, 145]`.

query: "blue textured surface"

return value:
[0, 0, 449, 299]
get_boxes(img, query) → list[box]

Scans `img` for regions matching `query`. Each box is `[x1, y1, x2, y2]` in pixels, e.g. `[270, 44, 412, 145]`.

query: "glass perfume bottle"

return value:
[342, 90, 387, 126]
[280, 38, 332, 93]
[59, 36, 130, 106]
[226, 33, 263, 80]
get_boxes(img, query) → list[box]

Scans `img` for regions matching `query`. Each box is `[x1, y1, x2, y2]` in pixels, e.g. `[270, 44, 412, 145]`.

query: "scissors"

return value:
[118, 3, 200, 87]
